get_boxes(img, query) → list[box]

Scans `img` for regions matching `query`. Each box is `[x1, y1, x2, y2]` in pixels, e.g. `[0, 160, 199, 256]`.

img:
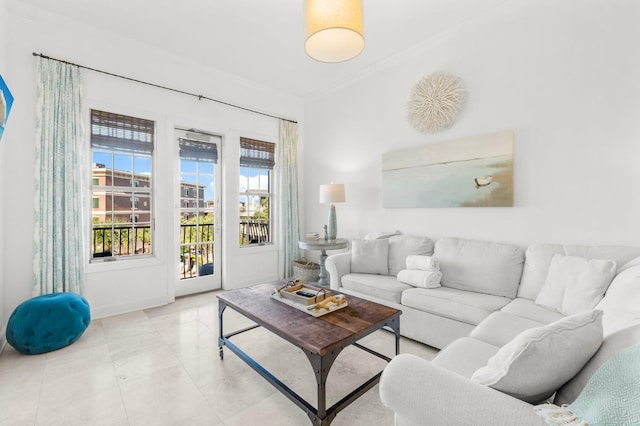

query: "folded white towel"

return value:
[406, 255, 440, 271]
[397, 269, 442, 289]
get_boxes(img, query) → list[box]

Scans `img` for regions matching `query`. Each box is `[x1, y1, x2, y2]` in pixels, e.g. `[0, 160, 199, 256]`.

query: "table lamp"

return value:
[319, 183, 345, 240]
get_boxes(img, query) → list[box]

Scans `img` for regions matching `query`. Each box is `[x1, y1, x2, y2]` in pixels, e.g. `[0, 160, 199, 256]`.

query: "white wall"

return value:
[0, 0, 8, 347]
[3, 1, 303, 318]
[303, 0, 640, 250]
[4, 0, 639, 324]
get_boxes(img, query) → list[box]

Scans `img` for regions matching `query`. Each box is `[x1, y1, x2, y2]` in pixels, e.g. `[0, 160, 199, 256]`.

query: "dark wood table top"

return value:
[218, 282, 401, 356]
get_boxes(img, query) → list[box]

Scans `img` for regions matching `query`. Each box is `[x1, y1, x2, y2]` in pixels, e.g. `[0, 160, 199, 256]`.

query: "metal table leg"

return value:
[385, 316, 401, 356]
[302, 348, 341, 426]
[217, 299, 399, 426]
[218, 301, 227, 360]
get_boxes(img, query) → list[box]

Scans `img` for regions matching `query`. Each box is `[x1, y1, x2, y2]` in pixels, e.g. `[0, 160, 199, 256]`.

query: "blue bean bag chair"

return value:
[6, 292, 91, 355]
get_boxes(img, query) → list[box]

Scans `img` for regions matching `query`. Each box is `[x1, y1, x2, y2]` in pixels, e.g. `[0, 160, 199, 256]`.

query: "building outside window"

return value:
[178, 132, 218, 279]
[239, 137, 274, 246]
[90, 109, 154, 260]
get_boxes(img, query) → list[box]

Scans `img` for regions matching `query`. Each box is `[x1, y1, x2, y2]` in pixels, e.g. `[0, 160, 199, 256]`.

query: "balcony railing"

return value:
[92, 224, 151, 257]
[179, 223, 214, 279]
[239, 220, 270, 245]
[92, 220, 270, 276]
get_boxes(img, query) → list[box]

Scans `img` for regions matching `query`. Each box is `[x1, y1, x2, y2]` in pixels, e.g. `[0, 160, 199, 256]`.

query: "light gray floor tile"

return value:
[0, 290, 439, 425]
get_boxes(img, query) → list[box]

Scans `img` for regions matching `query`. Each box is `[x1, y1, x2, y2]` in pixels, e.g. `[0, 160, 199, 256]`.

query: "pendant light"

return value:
[304, 0, 364, 63]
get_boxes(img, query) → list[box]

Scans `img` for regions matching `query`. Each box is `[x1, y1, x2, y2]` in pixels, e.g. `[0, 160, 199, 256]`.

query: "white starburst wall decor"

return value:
[407, 72, 465, 133]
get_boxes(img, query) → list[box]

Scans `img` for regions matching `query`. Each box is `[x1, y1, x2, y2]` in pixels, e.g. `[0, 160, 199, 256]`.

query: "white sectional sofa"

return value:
[325, 235, 640, 349]
[325, 234, 640, 425]
[380, 321, 640, 425]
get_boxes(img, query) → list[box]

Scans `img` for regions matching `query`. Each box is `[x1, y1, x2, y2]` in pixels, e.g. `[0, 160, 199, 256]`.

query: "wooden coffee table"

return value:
[217, 282, 401, 426]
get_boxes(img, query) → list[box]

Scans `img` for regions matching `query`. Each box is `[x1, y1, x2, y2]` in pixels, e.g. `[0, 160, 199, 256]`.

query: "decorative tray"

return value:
[272, 280, 348, 317]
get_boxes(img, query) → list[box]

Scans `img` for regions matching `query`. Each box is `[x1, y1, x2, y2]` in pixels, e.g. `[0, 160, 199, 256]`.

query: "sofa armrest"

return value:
[325, 252, 351, 291]
[379, 354, 547, 426]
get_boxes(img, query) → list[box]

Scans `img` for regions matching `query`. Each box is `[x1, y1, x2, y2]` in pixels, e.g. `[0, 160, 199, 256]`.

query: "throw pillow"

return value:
[568, 343, 640, 425]
[535, 254, 617, 315]
[595, 264, 640, 336]
[470, 310, 604, 403]
[554, 324, 640, 405]
[351, 239, 389, 275]
[538, 343, 640, 425]
[616, 255, 640, 274]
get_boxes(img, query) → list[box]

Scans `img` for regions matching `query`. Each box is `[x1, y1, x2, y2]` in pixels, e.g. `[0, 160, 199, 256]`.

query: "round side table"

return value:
[298, 238, 348, 286]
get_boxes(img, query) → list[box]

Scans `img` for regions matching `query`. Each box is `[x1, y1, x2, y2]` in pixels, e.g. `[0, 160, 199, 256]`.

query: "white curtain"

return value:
[278, 120, 301, 278]
[33, 58, 87, 295]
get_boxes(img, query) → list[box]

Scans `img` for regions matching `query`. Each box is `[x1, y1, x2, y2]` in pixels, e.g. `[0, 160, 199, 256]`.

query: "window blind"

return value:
[91, 109, 155, 155]
[240, 137, 275, 169]
[179, 137, 220, 163]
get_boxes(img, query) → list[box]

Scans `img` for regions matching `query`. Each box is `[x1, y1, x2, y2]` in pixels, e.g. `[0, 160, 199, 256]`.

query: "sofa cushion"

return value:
[518, 244, 640, 301]
[617, 255, 640, 274]
[555, 323, 640, 405]
[596, 264, 640, 336]
[470, 311, 547, 348]
[401, 287, 511, 326]
[500, 298, 565, 324]
[432, 337, 499, 379]
[341, 273, 411, 304]
[535, 254, 616, 316]
[470, 310, 604, 404]
[351, 239, 389, 275]
[434, 238, 524, 298]
[387, 234, 434, 276]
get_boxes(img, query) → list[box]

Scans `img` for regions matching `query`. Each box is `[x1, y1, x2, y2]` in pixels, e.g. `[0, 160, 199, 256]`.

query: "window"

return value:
[90, 109, 154, 259]
[179, 133, 218, 279]
[239, 137, 274, 246]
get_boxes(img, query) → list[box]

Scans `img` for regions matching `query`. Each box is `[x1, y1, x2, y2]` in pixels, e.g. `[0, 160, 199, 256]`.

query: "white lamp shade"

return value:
[319, 183, 346, 204]
[304, 0, 364, 63]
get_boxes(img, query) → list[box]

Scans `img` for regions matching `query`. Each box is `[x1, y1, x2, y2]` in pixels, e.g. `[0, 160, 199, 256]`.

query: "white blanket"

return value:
[397, 269, 442, 289]
[406, 255, 440, 271]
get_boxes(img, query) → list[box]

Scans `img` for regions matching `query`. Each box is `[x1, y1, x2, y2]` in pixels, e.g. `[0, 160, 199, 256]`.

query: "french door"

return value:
[174, 128, 222, 296]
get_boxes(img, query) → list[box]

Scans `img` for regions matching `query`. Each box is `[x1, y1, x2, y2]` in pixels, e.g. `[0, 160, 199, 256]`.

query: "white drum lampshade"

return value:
[304, 0, 364, 63]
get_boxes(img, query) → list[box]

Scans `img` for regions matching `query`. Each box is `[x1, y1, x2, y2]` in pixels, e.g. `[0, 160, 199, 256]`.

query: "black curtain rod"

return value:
[32, 52, 298, 124]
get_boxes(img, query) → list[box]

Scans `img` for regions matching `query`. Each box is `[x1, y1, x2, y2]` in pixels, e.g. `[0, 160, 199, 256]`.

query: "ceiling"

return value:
[17, 0, 511, 98]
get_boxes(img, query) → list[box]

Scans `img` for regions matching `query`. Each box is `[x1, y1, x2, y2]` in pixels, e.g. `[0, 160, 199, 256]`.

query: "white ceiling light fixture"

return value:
[304, 0, 364, 63]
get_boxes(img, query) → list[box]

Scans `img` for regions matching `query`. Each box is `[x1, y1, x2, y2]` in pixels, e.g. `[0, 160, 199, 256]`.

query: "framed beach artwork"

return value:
[0, 73, 14, 142]
[382, 130, 514, 208]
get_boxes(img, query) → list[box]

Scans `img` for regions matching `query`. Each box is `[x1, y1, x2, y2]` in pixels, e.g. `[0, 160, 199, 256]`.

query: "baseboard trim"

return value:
[90, 295, 169, 319]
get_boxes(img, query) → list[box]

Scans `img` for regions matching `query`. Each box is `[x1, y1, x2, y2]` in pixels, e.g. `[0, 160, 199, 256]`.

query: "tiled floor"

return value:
[0, 290, 437, 426]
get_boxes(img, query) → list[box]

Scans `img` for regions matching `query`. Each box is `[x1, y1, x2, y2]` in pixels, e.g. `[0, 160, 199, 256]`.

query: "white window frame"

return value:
[89, 109, 156, 262]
